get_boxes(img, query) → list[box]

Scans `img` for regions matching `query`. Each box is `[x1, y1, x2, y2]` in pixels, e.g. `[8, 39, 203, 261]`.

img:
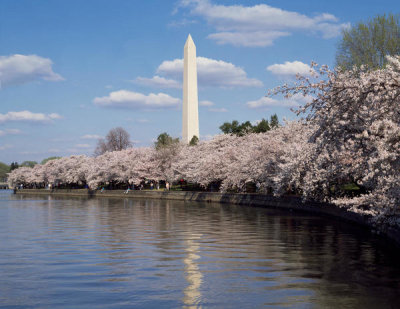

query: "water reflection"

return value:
[183, 233, 203, 307]
[1, 191, 400, 308]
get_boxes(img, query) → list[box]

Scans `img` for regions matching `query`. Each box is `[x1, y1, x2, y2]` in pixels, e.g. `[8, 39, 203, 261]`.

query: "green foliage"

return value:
[0, 162, 10, 182]
[342, 183, 360, 191]
[219, 120, 253, 136]
[336, 14, 400, 70]
[270, 114, 279, 129]
[252, 119, 270, 133]
[20, 161, 38, 168]
[155, 132, 179, 150]
[10, 162, 19, 171]
[189, 135, 199, 146]
[219, 120, 241, 135]
[238, 121, 253, 136]
[219, 114, 279, 136]
[41, 157, 62, 165]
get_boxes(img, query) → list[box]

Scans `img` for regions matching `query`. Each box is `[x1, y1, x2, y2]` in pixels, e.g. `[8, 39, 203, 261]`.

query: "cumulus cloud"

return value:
[93, 90, 181, 109]
[141, 56, 261, 88]
[133, 76, 181, 89]
[246, 93, 312, 109]
[0, 128, 22, 136]
[0, 54, 63, 88]
[168, 18, 198, 28]
[267, 61, 314, 77]
[246, 97, 283, 109]
[178, 0, 349, 47]
[0, 111, 62, 124]
[209, 107, 227, 112]
[81, 134, 102, 140]
[199, 100, 214, 106]
[208, 31, 290, 47]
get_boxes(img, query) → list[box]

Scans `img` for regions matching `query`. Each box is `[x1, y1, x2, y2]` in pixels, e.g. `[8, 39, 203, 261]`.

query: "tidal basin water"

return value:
[0, 191, 399, 308]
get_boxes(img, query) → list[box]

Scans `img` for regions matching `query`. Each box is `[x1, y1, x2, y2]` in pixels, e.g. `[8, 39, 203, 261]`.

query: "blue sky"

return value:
[0, 0, 398, 163]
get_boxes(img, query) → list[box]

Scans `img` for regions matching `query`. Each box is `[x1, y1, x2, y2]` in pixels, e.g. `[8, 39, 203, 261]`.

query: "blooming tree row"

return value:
[8, 56, 400, 222]
[8, 121, 310, 192]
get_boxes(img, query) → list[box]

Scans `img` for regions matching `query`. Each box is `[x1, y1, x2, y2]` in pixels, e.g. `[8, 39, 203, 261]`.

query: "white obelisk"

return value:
[182, 34, 199, 144]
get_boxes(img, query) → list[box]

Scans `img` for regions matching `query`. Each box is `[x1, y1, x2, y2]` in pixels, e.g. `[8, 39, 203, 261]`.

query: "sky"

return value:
[0, 0, 398, 164]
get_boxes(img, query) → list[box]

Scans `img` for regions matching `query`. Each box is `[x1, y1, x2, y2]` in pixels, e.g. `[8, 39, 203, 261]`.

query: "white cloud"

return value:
[125, 117, 150, 123]
[208, 31, 290, 47]
[209, 107, 227, 112]
[48, 113, 62, 119]
[81, 134, 102, 140]
[0, 111, 62, 124]
[246, 93, 312, 109]
[155, 56, 262, 88]
[133, 75, 181, 89]
[93, 90, 181, 109]
[199, 100, 214, 106]
[0, 128, 22, 136]
[317, 22, 349, 39]
[0, 54, 63, 88]
[267, 61, 314, 77]
[178, 0, 349, 47]
[246, 97, 282, 109]
[168, 18, 198, 27]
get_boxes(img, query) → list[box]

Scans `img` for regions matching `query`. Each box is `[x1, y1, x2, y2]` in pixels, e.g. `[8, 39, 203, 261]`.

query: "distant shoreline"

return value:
[14, 188, 400, 247]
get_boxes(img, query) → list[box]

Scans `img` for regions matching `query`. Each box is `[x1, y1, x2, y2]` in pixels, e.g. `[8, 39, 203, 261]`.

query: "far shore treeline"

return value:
[0, 158, 61, 182]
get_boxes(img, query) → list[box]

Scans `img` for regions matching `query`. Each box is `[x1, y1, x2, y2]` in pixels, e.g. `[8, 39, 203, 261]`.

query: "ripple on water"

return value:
[0, 191, 399, 308]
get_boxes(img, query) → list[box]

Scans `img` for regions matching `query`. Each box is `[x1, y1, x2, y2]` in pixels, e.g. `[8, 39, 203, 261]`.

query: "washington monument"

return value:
[182, 34, 199, 144]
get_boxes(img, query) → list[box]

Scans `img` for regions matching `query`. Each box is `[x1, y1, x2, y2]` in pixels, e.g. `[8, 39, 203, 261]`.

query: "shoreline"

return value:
[15, 188, 400, 246]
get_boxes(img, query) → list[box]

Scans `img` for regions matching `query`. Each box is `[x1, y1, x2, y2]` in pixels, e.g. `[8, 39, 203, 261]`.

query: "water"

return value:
[0, 190, 399, 308]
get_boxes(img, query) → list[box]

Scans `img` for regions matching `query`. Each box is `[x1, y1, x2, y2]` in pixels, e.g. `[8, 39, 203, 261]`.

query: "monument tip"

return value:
[185, 34, 195, 47]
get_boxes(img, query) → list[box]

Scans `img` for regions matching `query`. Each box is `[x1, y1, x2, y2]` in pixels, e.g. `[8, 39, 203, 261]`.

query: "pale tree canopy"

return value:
[271, 55, 400, 218]
[94, 127, 132, 156]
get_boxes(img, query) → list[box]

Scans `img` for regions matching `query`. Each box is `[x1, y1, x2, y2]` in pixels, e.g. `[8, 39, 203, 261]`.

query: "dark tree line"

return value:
[219, 114, 279, 136]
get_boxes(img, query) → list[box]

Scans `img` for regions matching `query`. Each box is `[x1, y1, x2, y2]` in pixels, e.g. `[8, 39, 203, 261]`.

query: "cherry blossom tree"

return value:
[271, 55, 400, 218]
